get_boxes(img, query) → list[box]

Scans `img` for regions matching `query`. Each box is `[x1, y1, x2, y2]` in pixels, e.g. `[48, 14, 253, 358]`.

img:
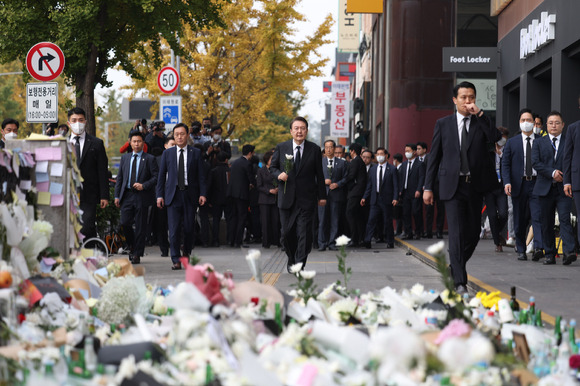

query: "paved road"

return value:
[121, 235, 580, 325]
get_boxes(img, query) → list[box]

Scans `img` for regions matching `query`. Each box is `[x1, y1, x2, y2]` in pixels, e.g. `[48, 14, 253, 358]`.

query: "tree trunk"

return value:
[75, 43, 99, 137]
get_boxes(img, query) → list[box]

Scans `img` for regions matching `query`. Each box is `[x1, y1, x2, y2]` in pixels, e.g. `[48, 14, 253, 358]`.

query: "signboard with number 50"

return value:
[157, 66, 180, 94]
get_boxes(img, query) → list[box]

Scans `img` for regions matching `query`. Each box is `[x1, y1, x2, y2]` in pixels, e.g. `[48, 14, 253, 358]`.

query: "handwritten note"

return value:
[50, 162, 64, 177]
[36, 161, 49, 173]
[19, 180, 32, 190]
[37, 192, 51, 206]
[36, 181, 49, 192]
[50, 194, 64, 207]
[35, 172, 49, 183]
[35, 147, 61, 161]
[49, 182, 63, 195]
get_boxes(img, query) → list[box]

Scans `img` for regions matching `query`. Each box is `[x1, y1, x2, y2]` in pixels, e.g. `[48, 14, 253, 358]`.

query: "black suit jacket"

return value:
[501, 133, 541, 197]
[532, 134, 566, 197]
[227, 156, 254, 200]
[256, 166, 277, 205]
[563, 120, 580, 190]
[345, 156, 368, 199]
[400, 158, 425, 195]
[322, 157, 349, 202]
[207, 163, 230, 206]
[114, 152, 159, 206]
[77, 133, 109, 204]
[425, 113, 501, 200]
[156, 145, 207, 206]
[270, 140, 326, 210]
[363, 163, 398, 205]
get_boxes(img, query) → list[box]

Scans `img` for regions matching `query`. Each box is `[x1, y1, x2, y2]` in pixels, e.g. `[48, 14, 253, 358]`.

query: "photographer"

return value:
[203, 125, 231, 168]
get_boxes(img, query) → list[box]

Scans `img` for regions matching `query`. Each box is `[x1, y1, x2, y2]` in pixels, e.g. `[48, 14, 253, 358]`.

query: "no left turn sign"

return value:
[157, 66, 180, 94]
[26, 42, 65, 82]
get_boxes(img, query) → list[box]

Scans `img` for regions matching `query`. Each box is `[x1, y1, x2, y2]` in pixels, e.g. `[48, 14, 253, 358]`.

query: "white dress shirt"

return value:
[376, 162, 387, 192]
[293, 140, 304, 160]
[521, 133, 537, 176]
[176, 145, 189, 186]
[69, 131, 87, 155]
[456, 112, 471, 147]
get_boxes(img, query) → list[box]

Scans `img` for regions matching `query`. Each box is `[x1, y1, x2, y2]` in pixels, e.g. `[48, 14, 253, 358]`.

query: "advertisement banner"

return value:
[338, 0, 360, 52]
[330, 81, 351, 138]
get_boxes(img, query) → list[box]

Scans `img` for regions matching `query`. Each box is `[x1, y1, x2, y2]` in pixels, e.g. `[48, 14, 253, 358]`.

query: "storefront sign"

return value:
[442, 47, 498, 72]
[520, 12, 556, 59]
[338, 0, 360, 53]
[330, 81, 351, 138]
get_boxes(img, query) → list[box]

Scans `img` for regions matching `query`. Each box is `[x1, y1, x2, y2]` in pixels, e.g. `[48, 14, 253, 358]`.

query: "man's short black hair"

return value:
[1, 118, 19, 130]
[405, 143, 417, 151]
[242, 144, 255, 155]
[129, 130, 144, 140]
[211, 125, 223, 133]
[164, 134, 174, 144]
[417, 141, 428, 150]
[533, 114, 543, 124]
[67, 107, 86, 118]
[453, 81, 476, 98]
[362, 149, 374, 159]
[173, 123, 189, 134]
[349, 143, 362, 156]
[324, 139, 336, 148]
[263, 150, 274, 164]
[547, 110, 563, 122]
[519, 108, 533, 120]
[290, 116, 308, 129]
[202, 117, 211, 123]
[393, 153, 403, 163]
[217, 151, 229, 163]
[376, 147, 389, 157]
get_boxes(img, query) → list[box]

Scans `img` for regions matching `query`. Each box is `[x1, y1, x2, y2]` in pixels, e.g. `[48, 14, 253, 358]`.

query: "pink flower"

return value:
[570, 354, 580, 369]
[434, 319, 471, 345]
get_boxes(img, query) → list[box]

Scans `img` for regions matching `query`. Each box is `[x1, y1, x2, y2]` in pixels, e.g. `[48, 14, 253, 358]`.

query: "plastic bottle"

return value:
[54, 345, 69, 384]
[84, 336, 98, 374]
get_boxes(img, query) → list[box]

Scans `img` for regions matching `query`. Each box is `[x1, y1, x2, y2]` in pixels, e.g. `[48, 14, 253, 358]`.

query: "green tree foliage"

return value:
[128, 0, 333, 152]
[0, 0, 224, 137]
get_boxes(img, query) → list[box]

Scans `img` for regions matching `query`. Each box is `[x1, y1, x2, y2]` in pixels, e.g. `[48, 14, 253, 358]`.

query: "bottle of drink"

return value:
[54, 345, 69, 384]
[535, 310, 543, 327]
[528, 297, 536, 325]
[554, 316, 562, 346]
[275, 303, 283, 333]
[509, 286, 520, 312]
[84, 336, 98, 375]
[205, 360, 214, 384]
[88, 308, 97, 335]
[569, 319, 578, 354]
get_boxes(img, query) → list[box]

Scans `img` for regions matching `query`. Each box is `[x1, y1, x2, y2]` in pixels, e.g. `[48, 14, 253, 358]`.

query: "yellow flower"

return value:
[475, 291, 502, 309]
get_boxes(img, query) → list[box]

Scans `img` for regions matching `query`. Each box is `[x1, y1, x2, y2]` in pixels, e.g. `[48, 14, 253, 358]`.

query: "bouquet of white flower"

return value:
[283, 154, 293, 193]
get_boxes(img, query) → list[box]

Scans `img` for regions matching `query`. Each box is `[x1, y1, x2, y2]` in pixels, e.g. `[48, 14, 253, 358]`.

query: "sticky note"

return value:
[36, 172, 49, 182]
[50, 163, 64, 177]
[50, 194, 64, 207]
[38, 192, 51, 205]
[36, 161, 49, 173]
[49, 182, 63, 195]
[35, 147, 57, 161]
[36, 181, 49, 192]
[19, 180, 32, 190]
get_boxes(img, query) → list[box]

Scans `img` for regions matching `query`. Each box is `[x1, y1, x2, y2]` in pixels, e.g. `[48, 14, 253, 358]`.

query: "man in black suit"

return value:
[318, 140, 349, 251]
[114, 130, 158, 264]
[68, 107, 109, 240]
[400, 143, 425, 240]
[418, 142, 445, 239]
[564, 111, 580, 263]
[502, 109, 544, 261]
[424, 81, 501, 294]
[361, 147, 398, 248]
[270, 117, 326, 271]
[207, 151, 232, 247]
[532, 111, 576, 265]
[344, 143, 367, 246]
[156, 123, 207, 270]
[0, 118, 19, 149]
[227, 144, 255, 248]
[393, 153, 404, 236]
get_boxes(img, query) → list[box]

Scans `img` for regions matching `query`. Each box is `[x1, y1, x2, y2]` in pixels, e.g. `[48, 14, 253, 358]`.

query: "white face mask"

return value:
[405, 152, 413, 160]
[497, 137, 507, 147]
[520, 121, 534, 133]
[533, 126, 542, 135]
[71, 122, 86, 135]
[376, 155, 386, 164]
[4, 132, 17, 140]
[213, 134, 221, 141]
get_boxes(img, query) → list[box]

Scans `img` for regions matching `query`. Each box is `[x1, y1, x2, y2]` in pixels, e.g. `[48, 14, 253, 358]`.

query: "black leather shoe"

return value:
[436, 232, 443, 239]
[414, 235, 421, 240]
[318, 246, 326, 251]
[171, 262, 182, 270]
[425, 233, 433, 239]
[563, 254, 577, 265]
[402, 235, 414, 240]
[543, 256, 556, 265]
[455, 284, 468, 295]
[386, 243, 394, 249]
[131, 255, 141, 264]
[363, 241, 371, 249]
[328, 245, 338, 251]
[517, 253, 528, 261]
[532, 249, 544, 262]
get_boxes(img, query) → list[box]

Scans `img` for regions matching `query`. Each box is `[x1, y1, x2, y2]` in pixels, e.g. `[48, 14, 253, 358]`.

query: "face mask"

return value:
[405, 152, 413, 160]
[520, 121, 534, 133]
[497, 137, 507, 147]
[4, 132, 17, 140]
[533, 127, 542, 135]
[71, 122, 86, 135]
[376, 155, 385, 163]
[203, 124, 211, 130]
[213, 134, 221, 141]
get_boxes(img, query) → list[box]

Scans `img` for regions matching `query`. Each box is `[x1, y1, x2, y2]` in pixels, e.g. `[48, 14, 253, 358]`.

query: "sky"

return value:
[95, 0, 339, 127]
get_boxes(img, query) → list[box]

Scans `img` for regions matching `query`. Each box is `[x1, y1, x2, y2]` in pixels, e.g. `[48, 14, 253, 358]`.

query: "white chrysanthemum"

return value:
[285, 154, 294, 160]
[335, 235, 351, 247]
[327, 298, 358, 322]
[289, 263, 303, 274]
[32, 220, 53, 238]
[426, 240, 445, 255]
[299, 270, 316, 280]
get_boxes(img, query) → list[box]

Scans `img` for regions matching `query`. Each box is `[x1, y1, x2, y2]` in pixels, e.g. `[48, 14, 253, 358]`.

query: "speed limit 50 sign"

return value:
[157, 66, 180, 94]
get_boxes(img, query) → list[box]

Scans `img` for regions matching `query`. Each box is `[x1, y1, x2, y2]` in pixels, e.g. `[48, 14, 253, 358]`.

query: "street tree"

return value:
[0, 0, 224, 136]
[127, 0, 333, 152]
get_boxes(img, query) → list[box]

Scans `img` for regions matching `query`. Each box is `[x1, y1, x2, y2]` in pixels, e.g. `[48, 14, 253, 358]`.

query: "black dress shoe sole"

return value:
[543, 259, 556, 265]
[171, 264, 182, 270]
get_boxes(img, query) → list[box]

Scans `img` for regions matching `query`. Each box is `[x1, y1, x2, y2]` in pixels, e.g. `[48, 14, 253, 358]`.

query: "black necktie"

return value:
[552, 137, 557, 157]
[74, 136, 81, 166]
[460, 117, 470, 174]
[328, 159, 333, 176]
[178, 149, 185, 189]
[130, 154, 138, 189]
[295, 146, 301, 170]
[525, 137, 532, 177]
[379, 165, 383, 193]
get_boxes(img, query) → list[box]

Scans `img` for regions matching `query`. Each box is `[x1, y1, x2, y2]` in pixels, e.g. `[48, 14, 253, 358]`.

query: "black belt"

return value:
[177, 185, 188, 191]
[522, 176, 537, 181]
[459, 175, 471, 183]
